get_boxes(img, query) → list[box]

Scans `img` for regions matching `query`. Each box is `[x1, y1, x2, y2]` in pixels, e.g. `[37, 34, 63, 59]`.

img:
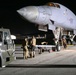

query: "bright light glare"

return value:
[11, 35, 16, 40]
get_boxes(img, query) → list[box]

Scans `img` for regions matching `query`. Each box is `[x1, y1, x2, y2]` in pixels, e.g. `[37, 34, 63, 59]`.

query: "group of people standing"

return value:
[22, 34, 75, 59]
[22, 36, 36, 59]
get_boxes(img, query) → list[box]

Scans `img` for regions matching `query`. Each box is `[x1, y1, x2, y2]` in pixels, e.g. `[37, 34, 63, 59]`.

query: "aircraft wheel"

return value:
[56, 45, 60, 51]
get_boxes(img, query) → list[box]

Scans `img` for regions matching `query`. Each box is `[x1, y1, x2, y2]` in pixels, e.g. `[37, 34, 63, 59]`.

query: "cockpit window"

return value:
[46, 2, 60, 8]
[46, 2, 55, 7]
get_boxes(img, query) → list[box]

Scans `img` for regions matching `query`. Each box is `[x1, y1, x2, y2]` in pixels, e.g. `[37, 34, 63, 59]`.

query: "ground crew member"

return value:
[62, 38, 67, 49]
[30, 36, 36, 58]
[23, 37, 29, 59]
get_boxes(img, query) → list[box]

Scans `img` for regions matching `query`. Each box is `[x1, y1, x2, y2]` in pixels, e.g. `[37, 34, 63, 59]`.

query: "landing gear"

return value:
[56, 43, 61, 51]
[52, 43, 61, 52]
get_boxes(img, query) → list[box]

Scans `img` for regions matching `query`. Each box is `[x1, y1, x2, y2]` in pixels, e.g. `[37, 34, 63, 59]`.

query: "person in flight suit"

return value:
[30, 36, 36, 58]
[23, 37, 29, 59]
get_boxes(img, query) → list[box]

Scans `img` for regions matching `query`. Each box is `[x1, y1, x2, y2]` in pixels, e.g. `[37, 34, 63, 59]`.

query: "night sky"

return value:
[0, 0, 76, 35]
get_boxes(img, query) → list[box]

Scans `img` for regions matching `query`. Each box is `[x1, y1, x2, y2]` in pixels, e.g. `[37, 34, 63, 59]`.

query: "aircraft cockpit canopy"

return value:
[46, 2, 55, 7]
[54, 3, 60, 8]
[46, 2, 60, 8]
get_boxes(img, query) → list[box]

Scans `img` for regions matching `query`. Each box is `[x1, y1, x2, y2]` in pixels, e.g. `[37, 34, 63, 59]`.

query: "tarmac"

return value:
[7, 45, 76, 68]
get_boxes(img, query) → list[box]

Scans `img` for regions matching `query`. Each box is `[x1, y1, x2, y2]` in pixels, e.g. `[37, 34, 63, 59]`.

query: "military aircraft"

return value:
[17, 2, 76, 38]
[17, 2, 76, 51]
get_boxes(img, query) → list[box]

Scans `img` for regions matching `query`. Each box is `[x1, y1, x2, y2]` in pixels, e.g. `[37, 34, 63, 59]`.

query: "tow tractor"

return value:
[0, 28, 16, 67]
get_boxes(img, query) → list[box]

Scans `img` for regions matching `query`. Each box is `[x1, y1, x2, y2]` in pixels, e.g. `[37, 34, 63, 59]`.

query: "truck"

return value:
[0, 28, 16, 67]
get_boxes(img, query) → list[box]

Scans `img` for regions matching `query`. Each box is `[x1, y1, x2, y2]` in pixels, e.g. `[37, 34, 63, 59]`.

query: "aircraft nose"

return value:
[17, 6, 38, 22]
